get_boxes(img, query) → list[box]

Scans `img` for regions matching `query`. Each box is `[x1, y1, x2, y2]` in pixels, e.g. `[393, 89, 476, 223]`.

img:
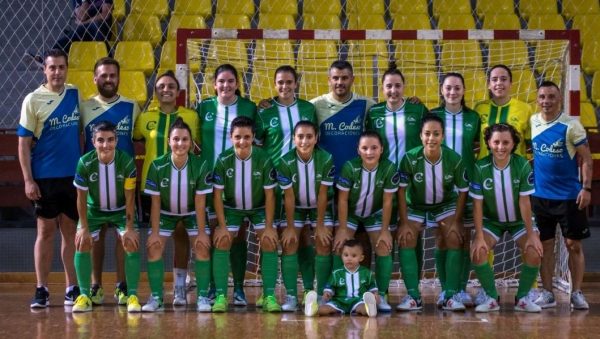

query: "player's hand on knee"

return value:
[470, 235, 488, 263]
[122, 229, 139, 252]
[75, 229, 92, 251]
[524, 233, 543, 259]
[146, 231, 162, 249]
[260, 227, 279, 249]
[376, 229, 392, 253]
[396, 226, 413, 248]
[195, 231, 211, 252]
[281, 226, 297, 248]
[332, 229, 351, 253]
[315, 226, 333, 247]
[213, 227, 231, 248]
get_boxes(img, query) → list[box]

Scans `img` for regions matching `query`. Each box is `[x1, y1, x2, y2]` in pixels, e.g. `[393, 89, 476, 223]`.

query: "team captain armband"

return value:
[124, 177, 137, 190]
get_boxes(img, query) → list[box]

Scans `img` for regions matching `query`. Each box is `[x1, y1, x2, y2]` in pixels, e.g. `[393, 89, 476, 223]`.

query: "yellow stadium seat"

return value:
[158, 41, 200, 74]
[303, 14, 341, 29]
[437, 14, 476, 30]
[119, 71, 148, 108]
[439, 40, 483, 72]
[298, 71, 329, 100]
[259, 0, 298, 17]
[131, 0, 169, 21]
[519, 0, 558, 19]
[112, 0, 126, 21]
[487, 41, 529, 70]
[403, 71, 440, 108]
[562, 0, 600, 19]
[252, 40, 295, 68]
[581, 75, 590, 102]
[213, 14, 251, 29]
[347, 15, 386, 30]
[462, 70, 488, 108]
[69, 42, 108, 71]
[249, 71, 276, 103]
[216, 0, 255, 17]
[592, 71, 600, 105]
[527, 14, 565, 29]
[258, 14, 296, 29]
[512, 69, 538, 103]
[205, 40, 249, 72]
[394, 41, 436, 71]
[173, 0, 212, 17]
[482, 14, 521, 30]
[572, 14, 600, 46]
[166, 14, 207, 41]
[346, 0, 385, 15]
[432, 0, 471, 19]
[389, 0, 428, 16]
[114, 41, 156, 76]
[122, 14, 163, 48]
[476, 0, 514, 19]
[580, 102, 598, 132]
[67, 71, 96, 100]
[303, 0, 341, 15]
[392, 14, 431, 30]
[583, 40, 600, 75]
[297, 41, 338, 72]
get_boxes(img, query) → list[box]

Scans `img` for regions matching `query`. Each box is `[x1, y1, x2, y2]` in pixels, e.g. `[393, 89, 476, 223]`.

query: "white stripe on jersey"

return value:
[234, 157, 253, 209]
[345, 271, 360, 298]
[98, 162, 117, 211]
[215, 103, 239, 164]
[170, 164, 189, 214]
[278, 104, 301, 157]
[444, 111, 463, 156]
[425, 160, 444, 204]
[297, 157, 316, 208]
[356, 168, 376, 217]
[385, 107, 406, 164]
[494, 166, 516, 222]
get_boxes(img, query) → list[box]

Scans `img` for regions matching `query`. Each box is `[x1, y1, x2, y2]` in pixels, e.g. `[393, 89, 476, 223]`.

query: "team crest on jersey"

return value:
[160, 178, 170, 187]
[204, 173, 213, 185]
[339, 278, 345, 285]
[89, 172, 98, 182]
[463, 170, 468, 182]
[327, 166, 335, 179]
[391, 171, 401, 185]
[483, 178, 493, 190]
[527, 172, 534, 186]
[375, 118, 384, 129]
[269, 168, 277, 181]
[205, 112, 215, 122]
[226, 168, 234, 178]
[269, 117, 279, 128]
[353, 181, 361, 189]
[414, 172, 424, 183]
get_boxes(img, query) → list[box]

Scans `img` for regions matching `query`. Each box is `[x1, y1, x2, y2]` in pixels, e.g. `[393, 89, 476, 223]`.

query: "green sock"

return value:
[376, 255, 392, 296]
[282, 253, 298, 296]
[125, 252, 140, 296]
[195, 259, 211, 297]
[473, 262, 498, 299]
[230, 240, 247, 290]
[74, 251, 92, 296]
[444, 249, 462, 298]
[460, 249, 471, 291]
[332, 254, 343, 271]
[213, 248, 230, 295]
[315, 254, 332, 295]
[399, 248, 420, 299]
[516, 264, 539, 300]
[261, 251, 278, 296]
[147, 259, 164, 298]
[434, 249, 447, 291]
[298, 245, 315, 290]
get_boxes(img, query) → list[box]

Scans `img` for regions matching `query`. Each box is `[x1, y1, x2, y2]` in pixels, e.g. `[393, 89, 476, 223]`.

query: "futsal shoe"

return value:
[442, 294, 466, 311]
[363, 292, 378, 317]
[142, 296, 164, 312]
[65, 286, 81, 306]
[514, 296, 542, 313]
[72, 295, 93, 313]
[126, 295, 142, 313]
[90, 285, 104, 305]
[233, 289, 248, 306]
[115, 282, 128, 305]
[264, 295, 282, 313]
[212, 294, 228, 313]
[304, 291, 319, 317]
[534, 289, 557, 309]
[456, 290, 474, 307]
[196, 296, 212, 312]
[173, 285, 187, 306]
[396, 295, 423, 311]
[377, 294, 392, 312]
[31, 287, 49, 308]
[281, 295, 298, 312]
[474, 294, 500, 313]
[571, 291, 590, 310]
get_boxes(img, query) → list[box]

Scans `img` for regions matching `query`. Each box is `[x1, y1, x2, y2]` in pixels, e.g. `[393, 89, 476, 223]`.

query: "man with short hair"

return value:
[530, 81, 593, 310]
[18, 49, 81, 308]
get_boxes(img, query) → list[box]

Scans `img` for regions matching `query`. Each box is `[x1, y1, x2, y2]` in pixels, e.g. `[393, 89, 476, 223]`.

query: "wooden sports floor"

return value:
[2, 282, 599, 339]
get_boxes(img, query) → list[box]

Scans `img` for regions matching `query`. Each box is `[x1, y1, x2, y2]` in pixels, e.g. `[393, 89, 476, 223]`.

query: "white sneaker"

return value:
[475, 295, 500, 313]
[196, 296, 212, 312]
[442, 294, 466, 311]
[363, 292, 377, 317]
[396, 295, 422, 311]
[304, 291, 318, 317]
[515, 296, 542, 313]
[473, 288, 488, 306]
[142, 296, 164, 312]
[456, 290, 474, 307]
[377, 295, 392, 312]
[436, 290, 446, 308]
[571, 290, 590, 310]
[173, 285, 187, 306]
[281, 295, 298, 312]
[534, 289, 556, 309]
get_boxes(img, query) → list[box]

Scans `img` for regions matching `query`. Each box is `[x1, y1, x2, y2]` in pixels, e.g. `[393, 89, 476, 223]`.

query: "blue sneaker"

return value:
[65, 286, 81, 306]
[233, 289, 247, 306]
[31, 287, 49, 308]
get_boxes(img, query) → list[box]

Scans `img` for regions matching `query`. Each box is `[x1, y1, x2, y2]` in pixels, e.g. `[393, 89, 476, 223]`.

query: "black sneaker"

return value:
[64, 286, 81, 306]
[31, 287, 49, 308]
[24, 51, 44, 69]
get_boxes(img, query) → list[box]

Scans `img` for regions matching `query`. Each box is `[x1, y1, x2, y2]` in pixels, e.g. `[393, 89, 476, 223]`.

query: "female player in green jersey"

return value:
[470, 123, 542, 313]
[197, 64, 258, 306]
[142, 118, 213, 312]
[430, 73, 481, 307]
[276, 121, 334, 311]
[397, 114, 469, 311]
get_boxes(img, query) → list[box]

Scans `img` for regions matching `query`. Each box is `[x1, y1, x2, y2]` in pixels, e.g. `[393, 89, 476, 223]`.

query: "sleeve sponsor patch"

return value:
[269, 168, 278, 181]
[277, 173, 292, 186]
[145, 179, 157, 190]
[212, 173, 221, 183]
[74, 173, 85, 184]
[204, 173, 213, 185]
[337, 176, 351, 187]
[399, 171, 410, 182]
[391, 171, 401, 186]
[327, 166, 335, 179]
[470, 182, 481, 191]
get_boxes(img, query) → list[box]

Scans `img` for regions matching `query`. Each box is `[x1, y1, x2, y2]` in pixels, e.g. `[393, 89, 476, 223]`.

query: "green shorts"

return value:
[158, 214, 210, 237]
[408, 202, 456, 229]
[78, 209, 138, 240]
[347, 210, 383, 232]
[325, 297, 364, 314]
[224, 208, 266, 232]
[483, 219, 538, 242]
[280, 207, 334, 228]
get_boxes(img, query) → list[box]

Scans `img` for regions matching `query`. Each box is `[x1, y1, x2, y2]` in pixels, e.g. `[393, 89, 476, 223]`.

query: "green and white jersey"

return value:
[213, 146, 277, 210]
[430, 106, 480, 178]
[324, 266, 378, 298]
[399, 145, 469, 211]
[469, 154, 534, 226]
[365, 101, 428, 165]
[337, 157, 399, 218]
[256, 98, 318, 164]
[276, 147, 334, 209]
[197, 96, 257, 167]
[144, 153, 213, 216]
[74, 149, 136, 213]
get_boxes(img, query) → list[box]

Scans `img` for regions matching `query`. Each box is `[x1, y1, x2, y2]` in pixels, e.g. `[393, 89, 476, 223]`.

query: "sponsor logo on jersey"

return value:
[483, 178, 493, 190]
[277, 174, 291, 185]
[444, 174, 453, 181]
[205, 112, 215, 121]
[338, 177, 351, 187]
[407, 116, 417, 122]
[74, 173, 85, 184]
[116, 116, 132, 132]
[89, 172, 98, 182]
[321, 116, 362, 135]
[117, 174, 124, 180]
[47, 110, 80, 130]
[146, 121, 157, 130]
[160, 178, 170, 187]
[226, 168, 234, 178]
[414, 172, 423, 183]
[470, 182, 481, 191]
[146, 179, 157, 189]
[399, 171, 409, 182]
[375, 118, 384, 129]
[269, 117, 279, 128]
[532, 139, 565, 158]
[46, 100, 54, 105]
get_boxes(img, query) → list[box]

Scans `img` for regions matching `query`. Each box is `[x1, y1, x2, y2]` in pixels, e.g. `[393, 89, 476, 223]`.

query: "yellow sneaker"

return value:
[72, 294, 92, 313]
[212, 294, 228, 313]
[127, 295, 142, 313]
[264, 295, 281, 313]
